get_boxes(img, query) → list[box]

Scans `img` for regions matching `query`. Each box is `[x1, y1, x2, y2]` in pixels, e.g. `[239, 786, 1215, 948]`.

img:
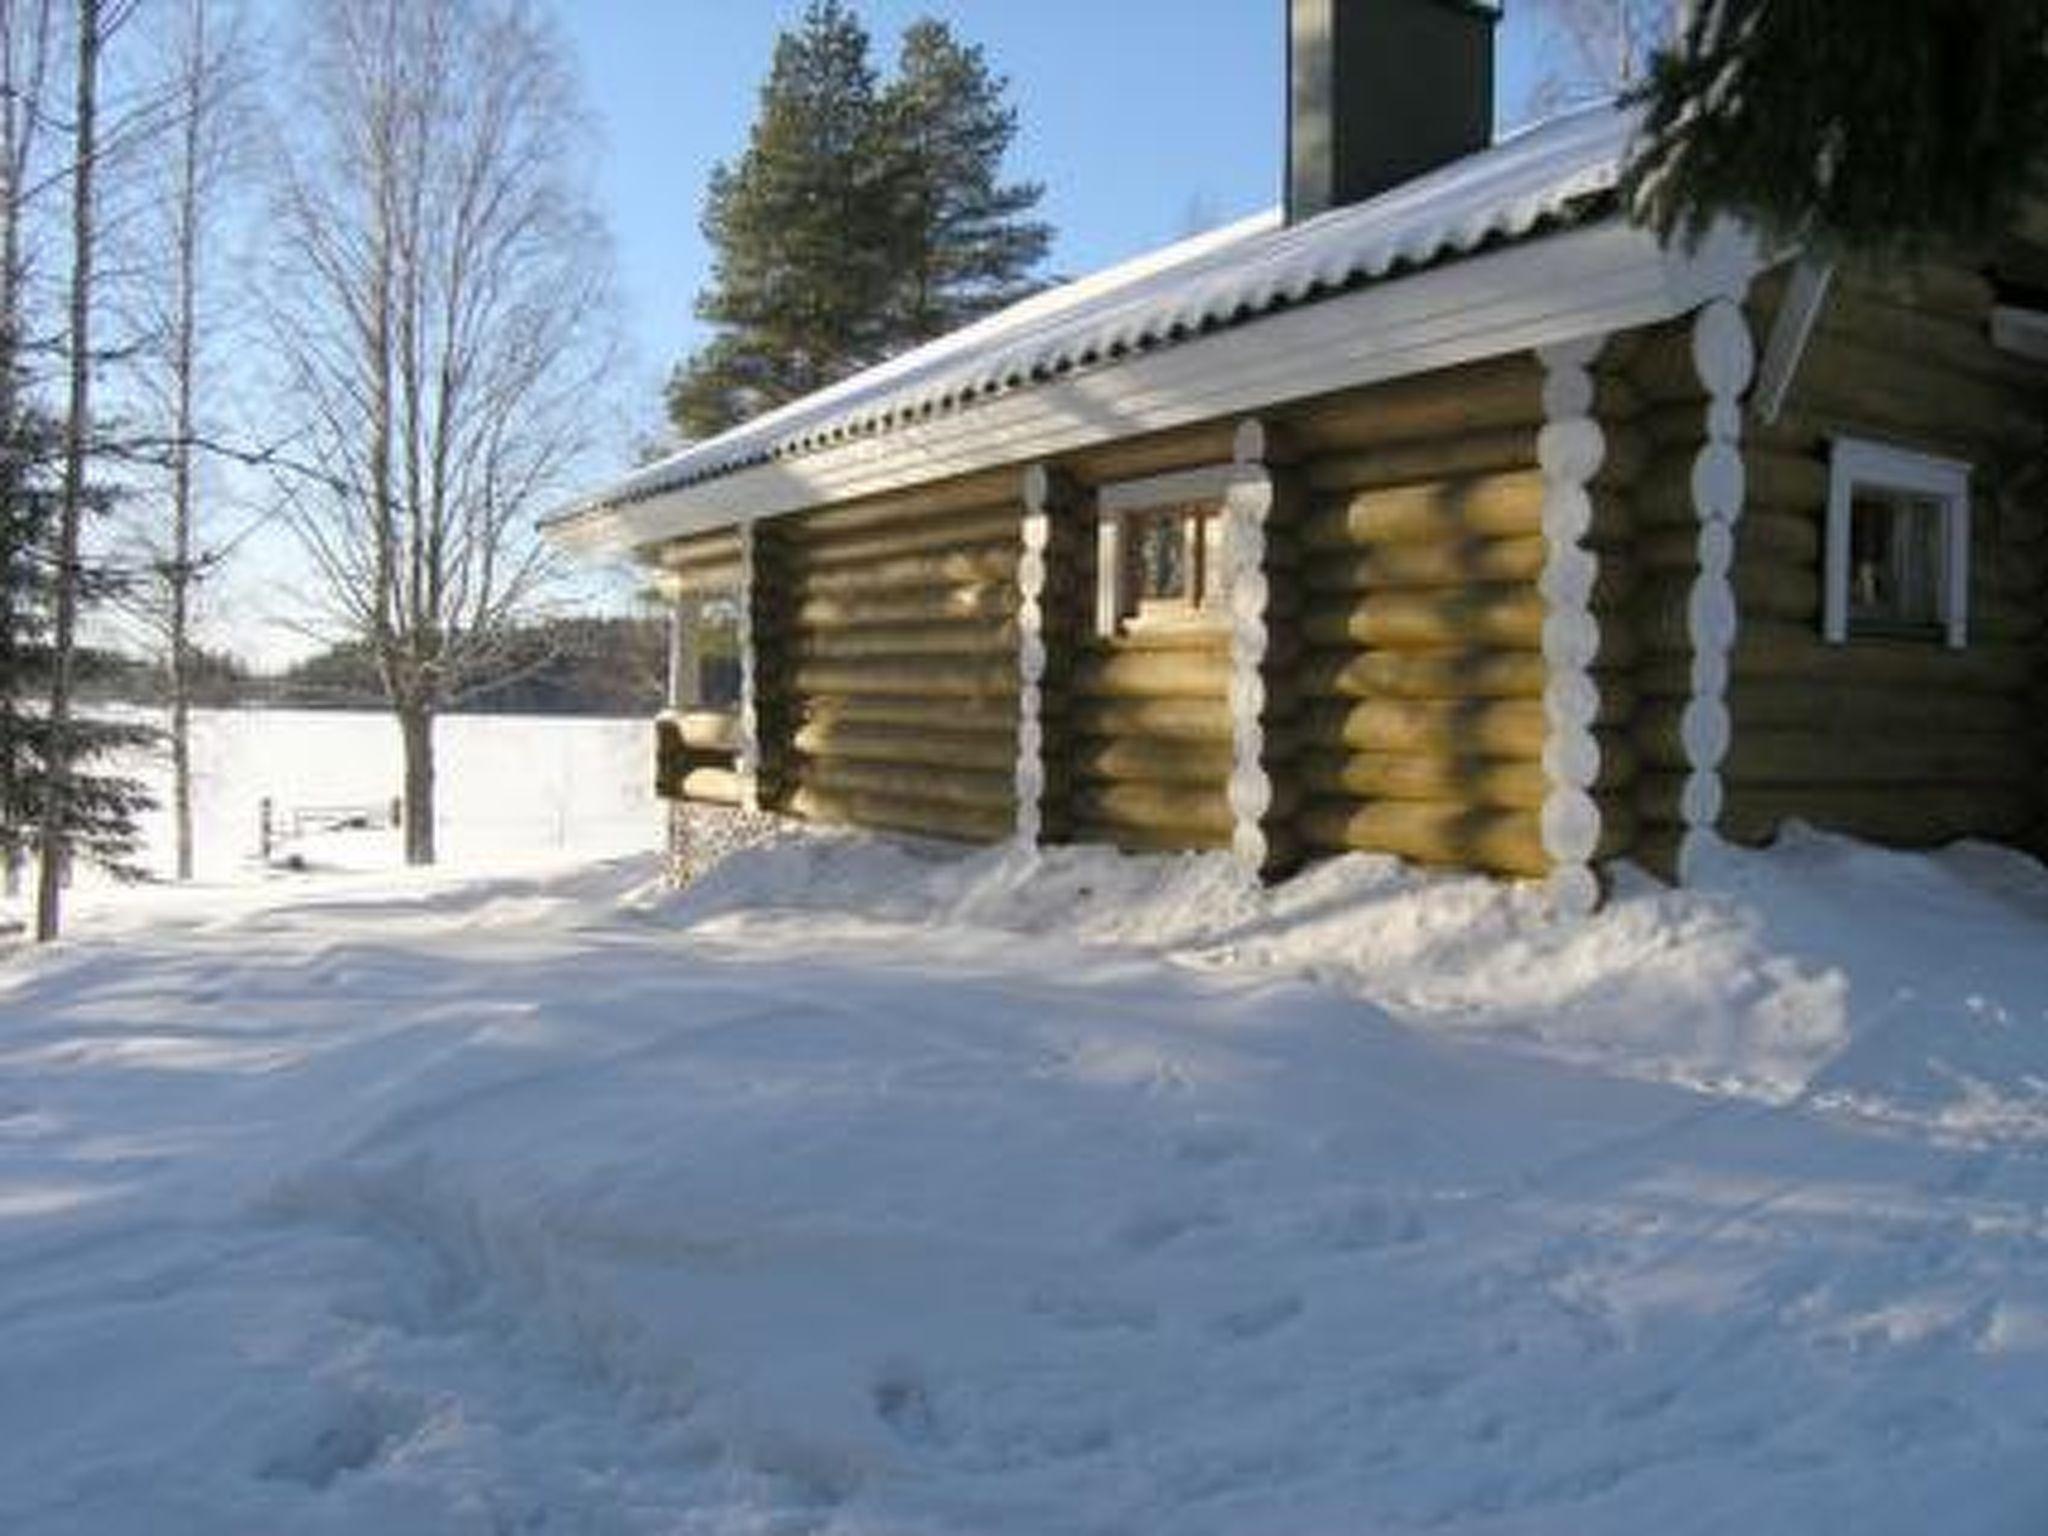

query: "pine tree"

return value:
[667, 0, 894, 439]
[1624, 0, 2048, 260]
[881, 20, 1051, 342]
[667, 6, 1052, 441]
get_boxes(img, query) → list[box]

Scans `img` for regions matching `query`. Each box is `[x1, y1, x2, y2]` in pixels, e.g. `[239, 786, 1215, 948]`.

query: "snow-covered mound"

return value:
[667, 824, 2048, 1145]
[2, 830, 2045, 1534]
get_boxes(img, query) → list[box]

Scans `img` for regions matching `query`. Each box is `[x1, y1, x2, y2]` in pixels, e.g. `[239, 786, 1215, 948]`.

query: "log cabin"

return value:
[547, 0, 2048, 911]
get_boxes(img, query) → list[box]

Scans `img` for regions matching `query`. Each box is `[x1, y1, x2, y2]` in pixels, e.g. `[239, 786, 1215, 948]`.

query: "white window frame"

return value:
[1823, 436, 1972, 650]
[1990, 304, 2048, 363]
[1094, 464, 1235, 637]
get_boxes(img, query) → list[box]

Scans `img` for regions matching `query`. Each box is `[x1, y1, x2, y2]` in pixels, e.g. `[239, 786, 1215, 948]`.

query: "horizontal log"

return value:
[1295, 646, 1546, 701]
[783, 473, 1019, 539]
[1296, 798, 1552, 877]
[1718, 728, 2029, 785]
[1093, 619, 1233, 654]
[1072, 645, 1231, 701]
[1632, 447, 1828, 528]
[795, 545, 1020, 597]
[1301, 588, 1547, 649]
[676, 766, 742, 806]
[792, 656, 1020, 701]
[1300, 535, 1547, 593]
[1295, 748, 1551, 808]
[1787, 335, 2037, 443]
[802, 758, 1015, 814]
[1284, 357, 1545, 455]
[794, 508, 1022, 569]
[1063, 816, 1231, 854]
[1814, 291, 2027, 389]
[1303, 428, 1539, 492]
[1838, 261, 1994, 321]
[1304, 697, 1548, 757]
[1068, 695, 1235, 742]
[1066, 422, 1241, 488]
[1727, 680, 2032, 737]
[660, 562, 744, 598]
[654, 534, 742, 572]
[800, 694, 1032, 733]
[1302, 469, 1547, 548]
[788, 783, 1012, 845]
[794, 582, 1019, 631]
[793, 720, 1017, 774]
[1721, 782, 2037, 847]
[1071, 781, 1236, 840]
[1646, 621, 2039, 695]
[795, 621, 1019, 662]
[658, 710, 740, 753]
[1072, 735, 1235, 788]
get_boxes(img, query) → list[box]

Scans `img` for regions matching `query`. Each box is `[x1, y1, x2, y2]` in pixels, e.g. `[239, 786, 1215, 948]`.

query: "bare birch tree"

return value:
[266, 0, 615, 864]
[125, 0, 244, 882]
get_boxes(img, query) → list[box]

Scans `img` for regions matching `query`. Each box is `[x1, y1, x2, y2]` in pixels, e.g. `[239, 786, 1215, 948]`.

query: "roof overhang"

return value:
[548, 216, 1760, 560]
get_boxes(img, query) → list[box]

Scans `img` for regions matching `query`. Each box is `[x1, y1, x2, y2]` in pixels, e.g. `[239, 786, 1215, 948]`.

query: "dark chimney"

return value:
[1287, 0, 1498, 223]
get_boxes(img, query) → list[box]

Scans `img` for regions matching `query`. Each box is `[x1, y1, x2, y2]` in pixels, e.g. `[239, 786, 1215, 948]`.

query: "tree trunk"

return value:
[35, 0, 98, 943]
[399, 703, 435, 866]
[167, 0, 204, 883]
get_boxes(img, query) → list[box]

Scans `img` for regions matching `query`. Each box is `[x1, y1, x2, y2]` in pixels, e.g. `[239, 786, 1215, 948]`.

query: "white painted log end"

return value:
[1545, 863, 1602, 918]
[1686, 577, 1739, 655]
[1679, 769, 1724, 829]
[1232, 416, 1271, 467]
[1692, 297, 1757, 398]
[1232, 822, 1270, 873]
[1537, 420, 1606, 486]
[1229, 770, 1273, 827]
[1541, 611, 1602, 671]
[1680, 696, 1732, 769]
[1689, 442, 1745, 523]
[1541, 729, 1602, 791]
[1541, 789, 1603, 865]
[1543, 672, 1602, 733]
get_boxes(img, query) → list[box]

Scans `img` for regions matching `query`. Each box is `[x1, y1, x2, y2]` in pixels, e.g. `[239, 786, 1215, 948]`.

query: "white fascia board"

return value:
[1990, 304, 2048, 362]
[547, 218, 1761, 559]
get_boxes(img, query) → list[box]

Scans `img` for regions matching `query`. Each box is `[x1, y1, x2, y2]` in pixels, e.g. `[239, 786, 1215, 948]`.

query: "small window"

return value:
[1824, 438, 1970, 648]
[1121, 503, 1211, 616]
[1095, 466, 1233, 636]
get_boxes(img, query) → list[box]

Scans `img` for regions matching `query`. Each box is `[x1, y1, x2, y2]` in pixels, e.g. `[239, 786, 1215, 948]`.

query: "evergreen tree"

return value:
[667, 5, 1052, 441]
[881, 19, 1051, 341]
[0, 386, 153, 892]
[668, 0, 894, 438]
[1624, 0, 2048, 260]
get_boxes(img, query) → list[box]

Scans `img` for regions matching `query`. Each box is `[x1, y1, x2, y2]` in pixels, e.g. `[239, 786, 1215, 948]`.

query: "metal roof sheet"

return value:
[570, 104, 1633, 519]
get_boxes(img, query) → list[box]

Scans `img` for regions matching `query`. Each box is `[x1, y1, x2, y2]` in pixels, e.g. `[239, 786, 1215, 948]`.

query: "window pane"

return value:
[1848, 489, 1942, 633]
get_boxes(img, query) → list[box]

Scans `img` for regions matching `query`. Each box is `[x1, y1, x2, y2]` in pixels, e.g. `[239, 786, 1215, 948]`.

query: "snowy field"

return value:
[3, 729, 2048, 1530]
[110, 706, 662, 885]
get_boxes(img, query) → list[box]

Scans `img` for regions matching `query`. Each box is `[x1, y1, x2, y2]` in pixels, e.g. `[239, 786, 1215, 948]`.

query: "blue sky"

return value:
[219, 3, 1575, 665]
[556, 1, 1561, 430]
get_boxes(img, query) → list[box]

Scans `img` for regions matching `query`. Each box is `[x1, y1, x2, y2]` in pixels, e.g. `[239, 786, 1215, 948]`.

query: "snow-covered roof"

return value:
[557, 105, 1635, 526]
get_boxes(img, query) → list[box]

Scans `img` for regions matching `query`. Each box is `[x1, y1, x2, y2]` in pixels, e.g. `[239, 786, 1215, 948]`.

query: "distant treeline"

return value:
[88, 616, 675, 717]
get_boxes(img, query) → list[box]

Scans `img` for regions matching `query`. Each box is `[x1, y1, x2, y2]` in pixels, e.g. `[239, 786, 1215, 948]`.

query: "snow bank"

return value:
[664, 824, 2048, 1143]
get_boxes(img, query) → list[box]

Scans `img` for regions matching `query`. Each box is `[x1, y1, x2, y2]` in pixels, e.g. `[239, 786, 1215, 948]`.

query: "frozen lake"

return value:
[122, 707, 661, 882]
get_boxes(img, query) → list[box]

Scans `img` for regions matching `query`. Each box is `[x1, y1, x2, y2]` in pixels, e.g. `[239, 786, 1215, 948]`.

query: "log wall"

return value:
[1056, 467, 1234, 853]
[645, 475, 1025, 844]
[1278, 355, 1574, 877]
[1712, 265, 2048, 850]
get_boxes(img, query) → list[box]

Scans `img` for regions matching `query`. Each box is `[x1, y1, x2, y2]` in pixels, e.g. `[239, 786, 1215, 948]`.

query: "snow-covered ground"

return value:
[3, 784, 2048, 1529]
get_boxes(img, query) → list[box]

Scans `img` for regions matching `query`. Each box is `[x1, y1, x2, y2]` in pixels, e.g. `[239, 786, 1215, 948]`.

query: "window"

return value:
[1095, 466, 1234, 635]
[1824, 438, 1971, 648]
